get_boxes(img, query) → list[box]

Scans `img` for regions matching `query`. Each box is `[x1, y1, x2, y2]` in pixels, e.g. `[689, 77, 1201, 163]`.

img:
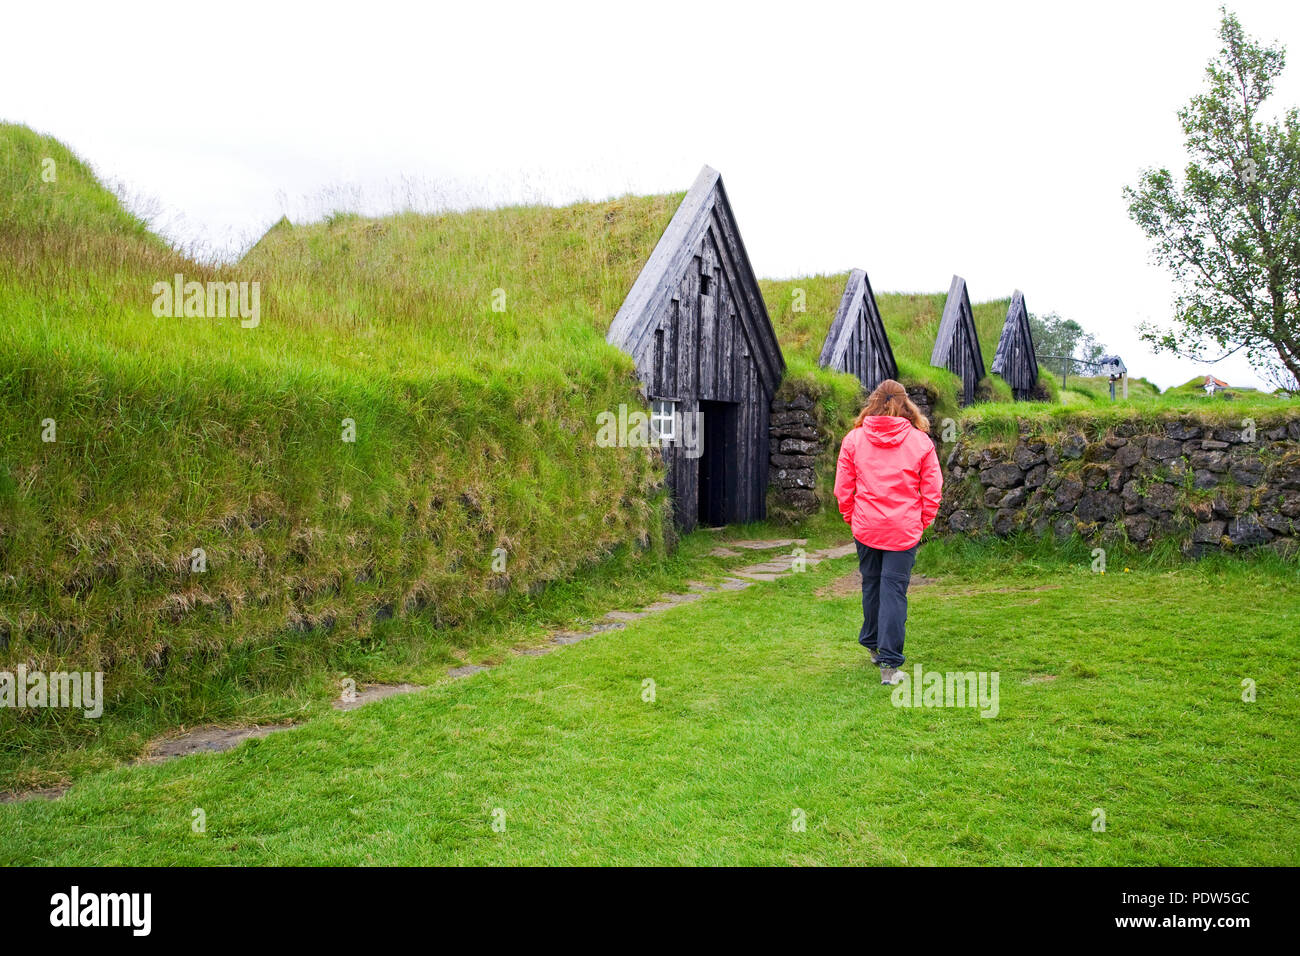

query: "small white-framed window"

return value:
[650, 399, 677, 443]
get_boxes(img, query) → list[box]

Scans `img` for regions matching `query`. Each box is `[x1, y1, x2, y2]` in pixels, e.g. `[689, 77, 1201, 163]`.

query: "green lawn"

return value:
[3, 543, 1296, 866]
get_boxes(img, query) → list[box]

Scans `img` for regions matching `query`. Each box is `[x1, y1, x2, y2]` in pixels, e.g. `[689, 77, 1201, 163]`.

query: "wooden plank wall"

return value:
[947, 297, 980, 406]
[992, 292, 1040, 400]
[821, 272, 898, 391]
[631, 225, 771, 531]
[856, 303, 895, 389]
[953, 319, 978, 407]
[931, 276, 984, 408]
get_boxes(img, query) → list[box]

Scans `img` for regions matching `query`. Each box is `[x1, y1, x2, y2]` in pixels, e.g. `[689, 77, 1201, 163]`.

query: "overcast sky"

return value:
[5, 0, 1299, 390]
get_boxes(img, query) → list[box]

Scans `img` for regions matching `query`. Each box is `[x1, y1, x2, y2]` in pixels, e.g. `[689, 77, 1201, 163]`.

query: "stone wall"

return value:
[937, 417, 1300, 556]
[768, 393, 824, 518]
[906, 385, 937, 430]
[767, 383, 939, 521]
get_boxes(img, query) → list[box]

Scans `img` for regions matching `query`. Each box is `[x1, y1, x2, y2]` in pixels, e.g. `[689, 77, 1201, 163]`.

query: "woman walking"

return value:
[833, 380, 943, 686]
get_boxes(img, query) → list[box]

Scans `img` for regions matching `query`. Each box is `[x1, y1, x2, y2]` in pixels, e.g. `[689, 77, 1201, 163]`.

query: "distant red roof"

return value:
[1203, 375, 1230, 388]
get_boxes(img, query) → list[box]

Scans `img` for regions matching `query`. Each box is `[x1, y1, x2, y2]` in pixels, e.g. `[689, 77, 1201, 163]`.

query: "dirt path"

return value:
[817, 570, 940, 598]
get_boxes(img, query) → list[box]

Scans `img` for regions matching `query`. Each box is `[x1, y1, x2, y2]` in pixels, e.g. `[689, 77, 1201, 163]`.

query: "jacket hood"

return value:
[860, 415, 914, 447]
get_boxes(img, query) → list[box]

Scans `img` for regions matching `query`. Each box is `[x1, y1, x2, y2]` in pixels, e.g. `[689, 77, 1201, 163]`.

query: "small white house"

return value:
[1097, 355, 1127, 379]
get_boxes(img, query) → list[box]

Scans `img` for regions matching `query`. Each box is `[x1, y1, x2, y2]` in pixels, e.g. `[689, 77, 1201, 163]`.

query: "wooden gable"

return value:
[930, 274, 986, 407]
[607, 166, 785, 402]
[818, 268, 898, 390]
[606, 166, 785, 532]
[992, 290, 1042, 400]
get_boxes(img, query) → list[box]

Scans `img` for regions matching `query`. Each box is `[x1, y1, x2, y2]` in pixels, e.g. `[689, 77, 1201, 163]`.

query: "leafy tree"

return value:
[1030, 311, 1107, 374]
[1077, 332, 1106, 366]
[1126, 8, 1300, 390]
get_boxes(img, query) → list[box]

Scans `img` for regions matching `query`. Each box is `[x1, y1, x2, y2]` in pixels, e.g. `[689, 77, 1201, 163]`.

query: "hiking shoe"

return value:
[865, 647, 881, 665]
[880, 667, 906, 686]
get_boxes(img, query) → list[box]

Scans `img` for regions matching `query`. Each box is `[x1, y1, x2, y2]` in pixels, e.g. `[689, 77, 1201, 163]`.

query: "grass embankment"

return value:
[959, 387, 1300, 442]
[1056, 374, 1161, 405]
[2, 539, 1295, 865]
[1167, 375, 1250, 395]
[0, 122, 689, 785]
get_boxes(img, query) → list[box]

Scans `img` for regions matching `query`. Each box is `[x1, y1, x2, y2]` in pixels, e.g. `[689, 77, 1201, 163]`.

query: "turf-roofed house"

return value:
[607, 166, 785, 532]
[930, 274, 986, 407]
[817, 268, 898, 390]
[991, 290, 1043, 401]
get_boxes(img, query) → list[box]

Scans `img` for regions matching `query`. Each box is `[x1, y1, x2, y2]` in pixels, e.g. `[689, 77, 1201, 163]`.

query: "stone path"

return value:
[708, 537, 806, 558]
[0, 786, 64, 805]
[728, 542, 854, 581]
[333, 682, 424, 711]
[143, 723, 294, 761]
[1, 537, 858, 804]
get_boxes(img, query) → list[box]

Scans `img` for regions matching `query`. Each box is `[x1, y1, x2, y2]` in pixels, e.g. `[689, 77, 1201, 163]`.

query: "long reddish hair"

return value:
[853, 378, 930, 433]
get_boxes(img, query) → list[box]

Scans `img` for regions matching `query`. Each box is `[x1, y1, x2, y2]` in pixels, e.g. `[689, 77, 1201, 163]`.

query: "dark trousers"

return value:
[856, 540, 917, 668]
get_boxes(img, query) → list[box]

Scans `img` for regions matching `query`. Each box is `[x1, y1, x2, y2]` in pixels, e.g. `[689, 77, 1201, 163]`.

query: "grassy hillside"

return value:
[0, 122, 683, 775]
[1163, 375, 1264, 399]
[0, 126, 161, 240]
[1057, 374, 1162, 405]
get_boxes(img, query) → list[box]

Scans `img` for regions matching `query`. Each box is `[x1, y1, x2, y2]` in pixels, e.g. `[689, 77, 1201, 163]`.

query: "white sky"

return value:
[5, 0, 1299, 390]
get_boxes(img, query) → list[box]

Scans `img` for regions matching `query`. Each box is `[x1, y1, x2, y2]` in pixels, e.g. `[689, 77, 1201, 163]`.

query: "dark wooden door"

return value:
[698, 400, 738, 527]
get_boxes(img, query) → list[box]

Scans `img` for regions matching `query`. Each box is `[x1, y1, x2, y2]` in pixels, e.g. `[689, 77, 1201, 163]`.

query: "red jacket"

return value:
[834, 416, 943, 551]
